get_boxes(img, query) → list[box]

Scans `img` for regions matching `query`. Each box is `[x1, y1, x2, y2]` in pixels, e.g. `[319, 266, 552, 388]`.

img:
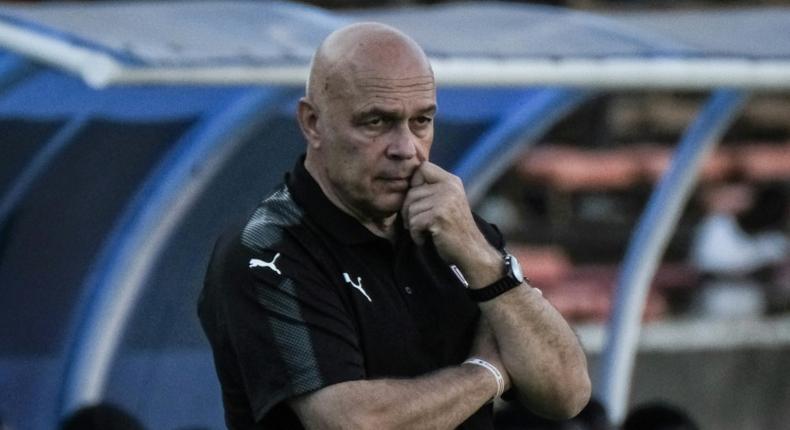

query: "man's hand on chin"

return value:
[400, 162, 502, 286]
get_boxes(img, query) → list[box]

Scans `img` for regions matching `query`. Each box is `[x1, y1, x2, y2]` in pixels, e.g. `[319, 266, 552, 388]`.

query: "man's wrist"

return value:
[451, 246, 503, 290]
[465, 249, 528, 302]
[462, 357, 505, 401]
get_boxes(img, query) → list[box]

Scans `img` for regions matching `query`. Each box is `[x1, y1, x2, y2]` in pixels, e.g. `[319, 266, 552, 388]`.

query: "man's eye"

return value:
[414, 116, 433, 126]
[361, 117, 386, 129]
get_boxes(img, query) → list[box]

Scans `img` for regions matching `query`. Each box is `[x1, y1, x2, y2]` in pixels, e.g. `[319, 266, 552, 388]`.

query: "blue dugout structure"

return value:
[0, 51, 589, 429]
[2, 2, 789, 428]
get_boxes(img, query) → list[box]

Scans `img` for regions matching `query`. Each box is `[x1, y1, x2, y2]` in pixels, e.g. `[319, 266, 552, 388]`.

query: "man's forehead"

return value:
[351, 73, 435, 96]
[354, 97, 437, 117]
[355, 74, 435, 88]
[353, 75, 435, 98]
[352, 80, 436, 114]
[324, 69, 435, 109]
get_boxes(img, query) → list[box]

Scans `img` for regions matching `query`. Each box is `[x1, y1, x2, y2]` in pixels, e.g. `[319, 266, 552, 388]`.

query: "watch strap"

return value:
[467, 275, 522, 302]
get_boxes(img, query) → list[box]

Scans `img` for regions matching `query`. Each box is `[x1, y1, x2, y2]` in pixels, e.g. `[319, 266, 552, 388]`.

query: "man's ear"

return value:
[297, 97, 322, 149]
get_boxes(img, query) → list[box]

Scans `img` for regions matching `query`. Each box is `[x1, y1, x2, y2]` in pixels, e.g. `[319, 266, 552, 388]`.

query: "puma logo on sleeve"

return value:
[249, 253, 282, 275]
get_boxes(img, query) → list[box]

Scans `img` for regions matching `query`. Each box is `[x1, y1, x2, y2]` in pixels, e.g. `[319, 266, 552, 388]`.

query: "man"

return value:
[198, 22, 590, 429]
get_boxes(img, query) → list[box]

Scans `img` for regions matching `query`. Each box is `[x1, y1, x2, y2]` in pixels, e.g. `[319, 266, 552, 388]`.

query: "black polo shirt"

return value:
[198, 156, 505, 429]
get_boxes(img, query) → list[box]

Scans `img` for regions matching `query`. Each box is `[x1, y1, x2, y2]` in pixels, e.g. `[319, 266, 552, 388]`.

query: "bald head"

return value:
[306, 22, 433, 108]
[297, 23, 436, 227]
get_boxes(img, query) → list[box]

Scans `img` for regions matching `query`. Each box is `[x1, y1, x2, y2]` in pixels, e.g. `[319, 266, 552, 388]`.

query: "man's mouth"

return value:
[379, 176, 410, 190]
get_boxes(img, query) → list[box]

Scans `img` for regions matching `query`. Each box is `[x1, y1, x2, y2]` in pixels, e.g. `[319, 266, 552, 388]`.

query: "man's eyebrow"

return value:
[417, 105, 438, 116]
[353, 106, 397, 120]
[353, 103, 437, 120]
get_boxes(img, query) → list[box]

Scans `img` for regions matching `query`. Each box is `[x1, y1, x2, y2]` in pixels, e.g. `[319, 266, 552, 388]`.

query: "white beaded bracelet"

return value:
[463, 357, 505, 400]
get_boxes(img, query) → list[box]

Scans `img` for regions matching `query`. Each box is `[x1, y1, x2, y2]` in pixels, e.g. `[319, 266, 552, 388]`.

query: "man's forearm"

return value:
[399, 162, 590, 418]
[290, 363, 498, 430]
[454, 240, 590, 418]
[481, 284, 591, 419]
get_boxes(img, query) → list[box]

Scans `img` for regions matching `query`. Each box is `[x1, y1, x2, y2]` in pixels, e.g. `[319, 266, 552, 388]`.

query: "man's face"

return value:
[317, 66, 436, 220]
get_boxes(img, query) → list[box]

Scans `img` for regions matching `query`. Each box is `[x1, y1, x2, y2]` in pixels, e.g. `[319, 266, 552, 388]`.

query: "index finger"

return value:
[410, 163, 426, 187]
[412, 161, 451, 185]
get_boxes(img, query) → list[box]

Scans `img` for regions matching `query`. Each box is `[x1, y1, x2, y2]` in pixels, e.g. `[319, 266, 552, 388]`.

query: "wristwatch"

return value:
[467, 251, 525, 302]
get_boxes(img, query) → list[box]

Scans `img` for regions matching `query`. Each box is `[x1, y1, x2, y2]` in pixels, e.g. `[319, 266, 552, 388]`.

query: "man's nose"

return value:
[386, 124, 419, 160]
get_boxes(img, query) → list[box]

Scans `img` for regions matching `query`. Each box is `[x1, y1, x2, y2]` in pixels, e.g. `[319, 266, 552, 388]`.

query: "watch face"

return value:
[507, 254, 524, 282]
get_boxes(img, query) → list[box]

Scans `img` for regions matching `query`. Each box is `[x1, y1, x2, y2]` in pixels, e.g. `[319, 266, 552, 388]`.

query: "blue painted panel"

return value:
[0, 118, 61, 199]
[437, 87, 538, 121]
[0, 118, 196, 430]
[0, 69, 249, 120]
[0, 50, 34, 93]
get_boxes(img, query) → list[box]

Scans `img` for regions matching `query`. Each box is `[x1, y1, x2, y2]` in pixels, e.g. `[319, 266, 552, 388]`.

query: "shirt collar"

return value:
[287, 155, 388, 245]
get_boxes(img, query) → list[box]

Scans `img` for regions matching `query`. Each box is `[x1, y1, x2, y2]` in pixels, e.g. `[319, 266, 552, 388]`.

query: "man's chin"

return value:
[371, 195, 406, 218]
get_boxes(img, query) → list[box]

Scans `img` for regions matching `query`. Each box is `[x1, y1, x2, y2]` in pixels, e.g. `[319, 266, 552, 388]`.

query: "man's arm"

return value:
[290, 365, 488, 430]
[479, 283, 591, 418]
[289, 321, 510, 430]
[402, 162, 591, 419]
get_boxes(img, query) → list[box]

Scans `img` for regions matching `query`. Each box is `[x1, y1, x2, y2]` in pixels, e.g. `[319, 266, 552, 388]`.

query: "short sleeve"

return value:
[474, 214, 505, 250]
[226, 247, 365, 422]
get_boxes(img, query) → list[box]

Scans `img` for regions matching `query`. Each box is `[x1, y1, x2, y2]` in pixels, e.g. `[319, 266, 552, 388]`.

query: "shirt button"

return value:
[404, 286, 413, 295]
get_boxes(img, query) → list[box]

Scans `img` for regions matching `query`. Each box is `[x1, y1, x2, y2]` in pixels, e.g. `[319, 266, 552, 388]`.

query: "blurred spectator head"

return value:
[737, 182, 789, 234]
[700, 181, 754, 215]
[60, 403, 145, 430]
[623, 401, 699, 430]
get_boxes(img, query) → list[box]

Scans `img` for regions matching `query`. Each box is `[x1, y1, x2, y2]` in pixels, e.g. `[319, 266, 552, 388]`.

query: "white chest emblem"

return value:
[343, 272, 372, 302]
[249, 253, 281, 275]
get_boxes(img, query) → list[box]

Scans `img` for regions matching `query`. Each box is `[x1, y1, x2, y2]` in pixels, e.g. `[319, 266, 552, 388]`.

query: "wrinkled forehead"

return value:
[328, 62, 436, 106]
[354, 72, 436, 97]
[334, 75, 436, 118]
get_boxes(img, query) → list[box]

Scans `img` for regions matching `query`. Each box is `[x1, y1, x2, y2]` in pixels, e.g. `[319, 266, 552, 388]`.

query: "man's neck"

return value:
[360, 216, 398, 241]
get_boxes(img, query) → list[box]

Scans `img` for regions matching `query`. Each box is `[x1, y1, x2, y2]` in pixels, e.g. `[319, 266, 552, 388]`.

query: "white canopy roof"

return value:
[1, 1, 789, 88]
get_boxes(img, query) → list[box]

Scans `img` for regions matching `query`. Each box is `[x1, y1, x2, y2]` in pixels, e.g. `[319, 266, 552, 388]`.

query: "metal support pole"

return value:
[453, 87, 591, 204]
[598, 89, 749, 424]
